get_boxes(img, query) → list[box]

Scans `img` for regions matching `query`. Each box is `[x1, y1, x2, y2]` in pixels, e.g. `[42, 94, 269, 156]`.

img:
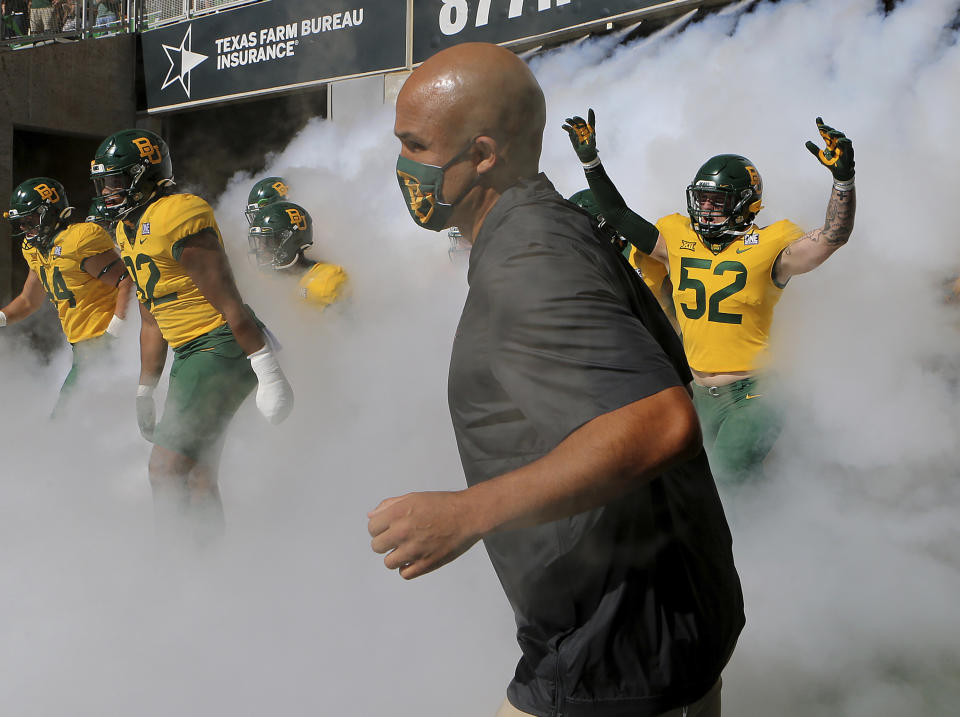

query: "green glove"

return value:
[562, 109, 599, 165]
[804, 117, 854, 182]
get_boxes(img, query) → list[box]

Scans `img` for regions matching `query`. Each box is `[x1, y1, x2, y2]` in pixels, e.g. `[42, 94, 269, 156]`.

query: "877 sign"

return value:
[412, 0, 658, 60]
[438, 0, 570, 35]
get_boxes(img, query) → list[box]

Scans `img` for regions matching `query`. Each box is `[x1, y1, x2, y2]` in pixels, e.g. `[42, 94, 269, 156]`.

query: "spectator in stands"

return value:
[28, 0, 56, 33]
[57, 0, 76, 31]
[2, 0, 29, 38]
[94, 0, 119, 27]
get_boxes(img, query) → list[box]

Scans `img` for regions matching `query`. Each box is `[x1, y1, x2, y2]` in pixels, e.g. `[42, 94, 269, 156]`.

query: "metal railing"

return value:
[0, 0, 263, 46]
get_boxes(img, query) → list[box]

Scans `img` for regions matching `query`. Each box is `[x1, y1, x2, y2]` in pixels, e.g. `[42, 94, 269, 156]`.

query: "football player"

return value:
[1, 177, 131, 417]
[91, 129, 294, 542]
[563, 111, 856, 487]
[244, 176, 290, 225]
[248, 201, 348, 309]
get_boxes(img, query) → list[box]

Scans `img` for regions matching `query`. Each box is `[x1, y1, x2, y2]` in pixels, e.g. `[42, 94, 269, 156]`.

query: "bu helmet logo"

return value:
[35, 183, 60, 203]
[397, 170, 435, 225]
[272, 181, 289, 196]
[284, 207, 306, 230]
[132, 137, 163, 164]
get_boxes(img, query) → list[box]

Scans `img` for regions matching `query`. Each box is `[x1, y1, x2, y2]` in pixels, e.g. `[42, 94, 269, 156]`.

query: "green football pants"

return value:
[51, 333, 114, 419]
[691, 376, 783, 487]
[152, 336, 257, 464]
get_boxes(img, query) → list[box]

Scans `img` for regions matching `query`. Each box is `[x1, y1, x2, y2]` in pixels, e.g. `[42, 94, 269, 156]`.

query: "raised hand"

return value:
[804, 117, 854, 182]
[562, 108, 598, 165]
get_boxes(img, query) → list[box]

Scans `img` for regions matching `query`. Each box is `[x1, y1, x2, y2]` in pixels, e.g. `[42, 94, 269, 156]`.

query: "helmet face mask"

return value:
[90, 129, 174, 220]
[91, 167, 139, 215]
[8, 208, 44, 241]
[245, 177, 290, 225]
[686, 154, 763, 252]
[5, 178, 72, 253]
[247, 201, 312, 271]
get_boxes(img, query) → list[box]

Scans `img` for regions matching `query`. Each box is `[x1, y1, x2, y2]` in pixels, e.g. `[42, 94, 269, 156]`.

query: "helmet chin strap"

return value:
[273, 253, 300, 271]
[115, 177, 175, 219]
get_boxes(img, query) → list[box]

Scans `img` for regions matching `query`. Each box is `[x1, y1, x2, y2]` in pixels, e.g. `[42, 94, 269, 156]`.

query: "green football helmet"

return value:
[85, 196, 115, 232]
[569, 188, 603, 217]
[248, 201, 312, 270]
[4, 177, 73, 253]
[569, 188, 628, 253]
[245, 177, 290, 225]
[90, 129, 174, 220]
[686, 154, 763, 252]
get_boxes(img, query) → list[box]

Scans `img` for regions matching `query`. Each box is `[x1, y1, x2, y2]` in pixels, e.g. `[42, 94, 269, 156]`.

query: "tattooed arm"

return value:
[773, 117, 856, 285]
[772, 185, 856, 284]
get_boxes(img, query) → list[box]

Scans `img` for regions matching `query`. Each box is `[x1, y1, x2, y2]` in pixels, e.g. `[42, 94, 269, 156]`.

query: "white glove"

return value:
[248, 346, 294, 424]
[105, 314, 125, 338]
[0, 311, 6, 327]
[136, 384, 156, 441]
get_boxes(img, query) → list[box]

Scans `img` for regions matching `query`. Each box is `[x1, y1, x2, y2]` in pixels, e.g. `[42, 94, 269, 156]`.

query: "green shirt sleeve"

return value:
[584, 163, 659, 255]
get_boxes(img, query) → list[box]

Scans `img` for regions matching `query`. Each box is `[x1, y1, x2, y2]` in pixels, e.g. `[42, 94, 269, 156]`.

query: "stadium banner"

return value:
[412, 0, 668, 62]
[142, 0, 406, 113]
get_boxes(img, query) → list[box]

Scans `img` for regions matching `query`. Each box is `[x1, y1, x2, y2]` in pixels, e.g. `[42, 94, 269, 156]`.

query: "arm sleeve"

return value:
[585, 162, 659, 255]
[480, 231, 685, 447]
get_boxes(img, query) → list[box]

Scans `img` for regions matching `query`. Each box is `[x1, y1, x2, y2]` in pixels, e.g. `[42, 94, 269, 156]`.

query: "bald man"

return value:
[369, 43, 744, 717]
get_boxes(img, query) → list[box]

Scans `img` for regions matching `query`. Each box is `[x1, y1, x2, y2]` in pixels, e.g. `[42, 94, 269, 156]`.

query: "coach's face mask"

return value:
[396, 139, 479, 232]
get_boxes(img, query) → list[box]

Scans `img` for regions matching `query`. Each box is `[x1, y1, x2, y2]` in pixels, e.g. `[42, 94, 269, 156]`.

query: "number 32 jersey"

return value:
[116, 194, 227, 348]
[22, 223, 118, 344]
[658, 213, 803, 373]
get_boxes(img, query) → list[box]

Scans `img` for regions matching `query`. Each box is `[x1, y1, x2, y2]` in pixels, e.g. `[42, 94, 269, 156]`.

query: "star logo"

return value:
[161, 25, 208, 98]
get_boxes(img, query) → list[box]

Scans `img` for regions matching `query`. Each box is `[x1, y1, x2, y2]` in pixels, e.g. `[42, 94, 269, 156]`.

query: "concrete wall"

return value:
[0, 34, 138, 304]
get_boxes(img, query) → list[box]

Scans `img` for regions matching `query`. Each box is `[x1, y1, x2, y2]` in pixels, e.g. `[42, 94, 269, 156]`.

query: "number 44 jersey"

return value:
[658, 213, 803, 374]
[116, 194, 227, 348]
[22, 223, 118, 344]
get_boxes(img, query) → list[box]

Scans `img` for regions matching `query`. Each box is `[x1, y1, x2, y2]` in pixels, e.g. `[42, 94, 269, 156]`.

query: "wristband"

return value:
[0, 311, 6, 327]
[247, 345, 270, 361]
[136, 384, 154, 398]
[97, 258, 120, 279]
[832, 177, 855, 192]
[581, 156, 601, 170]
[106, 314, 124, 337]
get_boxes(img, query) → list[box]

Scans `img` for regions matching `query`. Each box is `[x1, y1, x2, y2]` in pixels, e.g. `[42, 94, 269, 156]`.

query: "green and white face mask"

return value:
[396, 139, 478, 231]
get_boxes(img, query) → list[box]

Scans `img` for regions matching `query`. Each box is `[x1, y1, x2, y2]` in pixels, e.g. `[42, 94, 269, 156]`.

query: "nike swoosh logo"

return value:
[745, 393, 763, 399]
[736, 247, 753, 253]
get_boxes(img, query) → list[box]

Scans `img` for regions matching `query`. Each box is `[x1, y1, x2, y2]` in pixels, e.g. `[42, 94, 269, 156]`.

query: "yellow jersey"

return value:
[116, 194, 227, 348]
[657, 213, 803, 373]
[297, 262, 348, 307]
[22, 223, 118, 344]
[629, 246, 673, 317]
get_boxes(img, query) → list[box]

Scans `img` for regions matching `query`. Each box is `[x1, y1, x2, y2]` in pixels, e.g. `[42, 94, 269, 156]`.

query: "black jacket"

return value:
[448, 174, 744, 717]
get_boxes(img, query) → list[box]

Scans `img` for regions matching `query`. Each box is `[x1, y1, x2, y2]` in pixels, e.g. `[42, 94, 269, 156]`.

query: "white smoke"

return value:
[2, 0, 958, 714]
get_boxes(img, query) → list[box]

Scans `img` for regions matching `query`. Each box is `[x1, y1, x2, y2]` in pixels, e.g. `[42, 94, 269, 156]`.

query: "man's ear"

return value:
[473, 136, 498, 175]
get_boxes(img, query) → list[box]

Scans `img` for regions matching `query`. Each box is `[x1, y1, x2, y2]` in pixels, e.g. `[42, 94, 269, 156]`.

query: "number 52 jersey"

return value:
[658, 213, 804, 374]
[115, 194, 227, 348]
